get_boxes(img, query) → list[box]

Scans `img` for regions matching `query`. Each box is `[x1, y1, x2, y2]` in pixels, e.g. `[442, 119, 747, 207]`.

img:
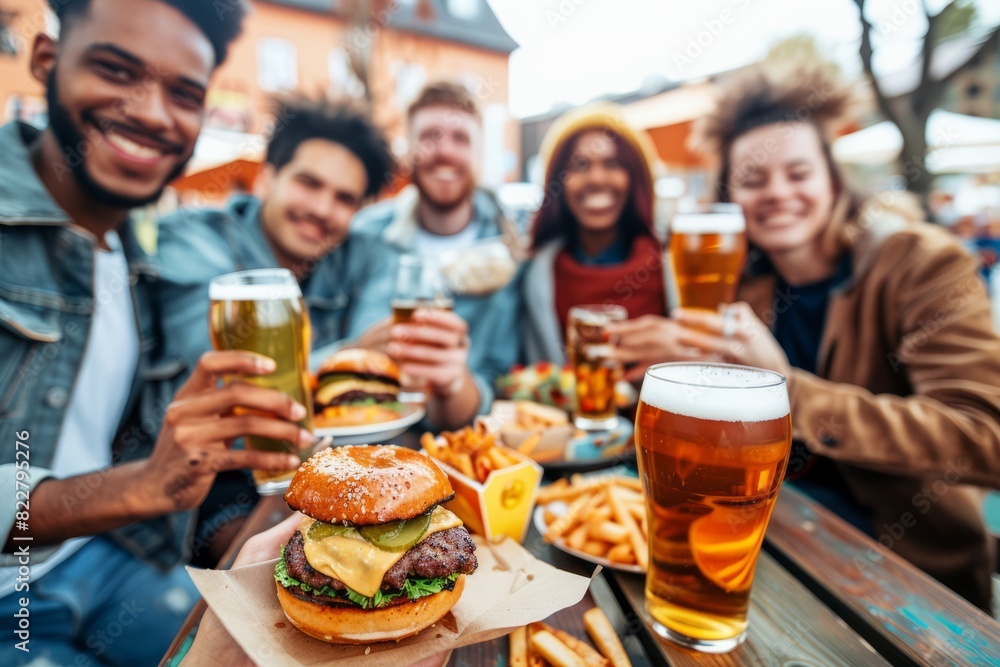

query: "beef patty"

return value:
[283, 526, 478, 594]
[320, 390, 399, 408]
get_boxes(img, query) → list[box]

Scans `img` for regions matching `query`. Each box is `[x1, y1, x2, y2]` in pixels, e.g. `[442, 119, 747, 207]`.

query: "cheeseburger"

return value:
[275, 445, 478, 644]
[314, 349, 403, 426]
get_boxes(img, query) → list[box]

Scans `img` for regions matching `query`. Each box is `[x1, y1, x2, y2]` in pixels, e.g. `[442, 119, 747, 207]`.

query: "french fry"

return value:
[488, 447, 513, 471]
[609, 486, 647, 570]
[544, 491, 596, 542]
[584, 505, 613, 523]
[525, 624, 546, 667]
[581, 540, 611, 557]
[420, 432, 440, 458]
[543, 509, 559, 526]
[547, 627, 610, 667]
[509, 626, 527, 667]
[606, 542, 636, 565]
[566, 524, 589, 551]
[454, 452, 476, 479]
[584, 608, 631, 667]
[517, 432, 543, 455]
[588, 521, 629, 545]
[536, 477, 607, 504]
[611, 477, 643, 493]
[474, 455, 494, 483]
[531, 631, 587, 667]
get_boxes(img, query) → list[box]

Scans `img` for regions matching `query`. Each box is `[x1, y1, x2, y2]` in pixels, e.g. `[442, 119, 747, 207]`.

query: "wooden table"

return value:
[161, 485, 1000, 667]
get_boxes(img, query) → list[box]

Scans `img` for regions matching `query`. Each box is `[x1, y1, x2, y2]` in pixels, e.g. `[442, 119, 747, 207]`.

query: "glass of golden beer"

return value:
[391, 255, 454, 401]
[635, 363, 791, 653]
[567, 304, 627, 431]
[208, 269, 315, 495]
[668, 203, 747, 312]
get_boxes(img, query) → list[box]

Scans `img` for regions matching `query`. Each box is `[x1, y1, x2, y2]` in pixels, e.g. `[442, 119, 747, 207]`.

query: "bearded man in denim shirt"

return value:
[0, 2, 317, 664]
[343, 81, 524, 430]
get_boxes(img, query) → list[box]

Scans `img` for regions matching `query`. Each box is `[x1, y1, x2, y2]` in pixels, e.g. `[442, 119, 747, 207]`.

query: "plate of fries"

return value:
[508, 608, 632, 667]
[534, 476, 648, 575]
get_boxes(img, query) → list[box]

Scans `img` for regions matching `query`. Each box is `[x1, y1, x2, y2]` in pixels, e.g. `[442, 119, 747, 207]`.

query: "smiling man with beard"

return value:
[151, 100, 394, 564]
[153, 98, 395, 396]
[0, 2, 327, 665]
[342, 82, 523, 430]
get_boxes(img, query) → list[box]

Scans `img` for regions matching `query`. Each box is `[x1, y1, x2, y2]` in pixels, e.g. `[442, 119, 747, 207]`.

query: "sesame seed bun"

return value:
[283, 445, 454, 525]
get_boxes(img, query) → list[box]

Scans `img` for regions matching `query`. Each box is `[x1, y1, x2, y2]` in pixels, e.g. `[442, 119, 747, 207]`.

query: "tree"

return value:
[341, 0, 436, 104]
[853, 0, 1000, 209]
[0, 7, 20, 56]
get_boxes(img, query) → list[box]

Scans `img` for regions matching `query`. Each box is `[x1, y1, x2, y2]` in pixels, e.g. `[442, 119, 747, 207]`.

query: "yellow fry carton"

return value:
[421, 444, 543, 544]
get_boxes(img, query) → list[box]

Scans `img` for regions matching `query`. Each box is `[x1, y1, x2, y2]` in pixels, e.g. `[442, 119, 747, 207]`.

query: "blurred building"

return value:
[0, 0, 520, 195]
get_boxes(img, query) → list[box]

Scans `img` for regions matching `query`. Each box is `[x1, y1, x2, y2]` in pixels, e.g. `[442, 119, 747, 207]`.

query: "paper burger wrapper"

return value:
[186, 536, 594, 667]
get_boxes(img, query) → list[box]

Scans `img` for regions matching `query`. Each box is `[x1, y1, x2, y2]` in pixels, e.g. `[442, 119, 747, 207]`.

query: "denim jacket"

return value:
[0, 122, 190, 569]
[151, 194, 378, 398]
[341, 186, 524, 415]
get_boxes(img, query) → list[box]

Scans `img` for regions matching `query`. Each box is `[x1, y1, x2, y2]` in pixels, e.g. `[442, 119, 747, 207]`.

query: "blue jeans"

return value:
[0, 537, 199, 666]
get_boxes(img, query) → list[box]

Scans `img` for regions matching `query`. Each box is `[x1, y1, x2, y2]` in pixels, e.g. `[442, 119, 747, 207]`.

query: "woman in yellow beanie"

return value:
[521, 104, 691, 371]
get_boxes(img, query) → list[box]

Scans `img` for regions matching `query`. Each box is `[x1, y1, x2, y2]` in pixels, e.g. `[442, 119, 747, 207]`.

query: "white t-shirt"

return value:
[0, 231, 138, 597]
[412, 222, 480, 269]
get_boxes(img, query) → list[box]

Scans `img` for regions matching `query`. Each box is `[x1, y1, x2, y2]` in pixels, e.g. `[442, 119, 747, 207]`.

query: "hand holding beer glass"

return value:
[668, 204, 747, 313]
[567, 305, 627, 431]
[391, 255, 455, 402]
[635, 363, 792, 653]
[208, 269, 317, 495]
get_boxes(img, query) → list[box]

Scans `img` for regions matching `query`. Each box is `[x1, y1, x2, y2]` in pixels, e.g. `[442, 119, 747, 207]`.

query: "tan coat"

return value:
[739, 201, 1000, 611]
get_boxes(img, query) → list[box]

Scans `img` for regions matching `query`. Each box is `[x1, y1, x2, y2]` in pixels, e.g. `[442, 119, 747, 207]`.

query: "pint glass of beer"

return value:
[668, 204, 747, 312]
[391, 255, 454, 401]
[635, 363, 792, 652]
[567, 304, 627, 431]
[208, 269, 315, 495]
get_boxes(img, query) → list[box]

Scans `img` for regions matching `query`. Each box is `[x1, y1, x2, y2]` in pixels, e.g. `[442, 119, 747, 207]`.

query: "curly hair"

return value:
[49, 0, 248, 66]
[691, 61, 866, 260]
[691, 63, 860, 205]
[266, 97, 396, 200]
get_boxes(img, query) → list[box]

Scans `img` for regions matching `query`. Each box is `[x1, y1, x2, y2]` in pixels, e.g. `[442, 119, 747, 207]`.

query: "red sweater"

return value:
[554, 234, 667, 333]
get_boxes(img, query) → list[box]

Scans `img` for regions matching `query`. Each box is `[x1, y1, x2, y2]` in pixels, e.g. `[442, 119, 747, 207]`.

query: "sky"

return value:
[486, 0, 1000, 118]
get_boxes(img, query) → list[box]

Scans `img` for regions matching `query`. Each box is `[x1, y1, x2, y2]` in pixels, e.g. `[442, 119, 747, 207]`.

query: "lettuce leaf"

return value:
[274, 547, 459, 609]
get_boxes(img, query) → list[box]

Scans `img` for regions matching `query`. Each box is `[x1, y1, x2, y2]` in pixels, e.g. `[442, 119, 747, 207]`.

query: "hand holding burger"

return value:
[274, 445, 478, 644]
[182, 511, 457, 665]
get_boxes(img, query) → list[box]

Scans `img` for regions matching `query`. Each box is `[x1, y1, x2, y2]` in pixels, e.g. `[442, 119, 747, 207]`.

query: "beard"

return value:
[45, 70, 192, 210]
[412, 163, 475, 213]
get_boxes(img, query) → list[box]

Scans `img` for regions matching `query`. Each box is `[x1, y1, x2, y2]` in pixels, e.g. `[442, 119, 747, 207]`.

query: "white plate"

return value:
[533, 502, 645, 575]
[313, 404, 426, 445]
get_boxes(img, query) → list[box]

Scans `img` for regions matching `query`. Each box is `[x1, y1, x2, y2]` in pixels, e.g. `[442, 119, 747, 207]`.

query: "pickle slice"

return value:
[358, 514, 431, 552]
[307, 521, 357, 541]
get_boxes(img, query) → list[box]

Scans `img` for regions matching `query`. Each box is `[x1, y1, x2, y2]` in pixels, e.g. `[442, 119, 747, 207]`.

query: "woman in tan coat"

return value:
[627, 64, 1000, 611]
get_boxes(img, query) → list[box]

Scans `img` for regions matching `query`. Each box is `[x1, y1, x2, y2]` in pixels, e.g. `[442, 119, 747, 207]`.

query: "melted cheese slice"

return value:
[301, 506, 463, 598]
[316, 379, 399, 404]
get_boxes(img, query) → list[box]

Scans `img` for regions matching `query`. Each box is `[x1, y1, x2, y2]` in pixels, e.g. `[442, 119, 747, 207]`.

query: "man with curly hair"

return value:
[151, 100, 395, 564]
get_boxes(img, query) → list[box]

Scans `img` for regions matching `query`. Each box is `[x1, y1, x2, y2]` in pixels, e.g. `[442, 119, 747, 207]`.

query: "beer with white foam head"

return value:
[635, 363, 792, 653]
[668, 204, 747, 312]
[208, 269, 314, 495]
